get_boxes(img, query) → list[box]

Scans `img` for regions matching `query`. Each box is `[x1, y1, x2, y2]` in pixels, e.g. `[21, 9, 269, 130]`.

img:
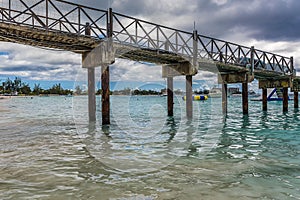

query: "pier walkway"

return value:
[0, 0, 299, 124]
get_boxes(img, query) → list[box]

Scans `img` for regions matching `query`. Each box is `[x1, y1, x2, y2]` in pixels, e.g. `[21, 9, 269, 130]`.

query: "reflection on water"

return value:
[0, 96, 299, 199]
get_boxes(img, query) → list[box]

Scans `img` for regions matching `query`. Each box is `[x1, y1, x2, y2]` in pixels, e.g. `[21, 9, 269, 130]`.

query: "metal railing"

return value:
[0, 0, 294, 75]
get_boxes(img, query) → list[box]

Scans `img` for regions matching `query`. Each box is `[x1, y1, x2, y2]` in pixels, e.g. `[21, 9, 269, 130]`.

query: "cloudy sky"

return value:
[0, 0, 300, 87]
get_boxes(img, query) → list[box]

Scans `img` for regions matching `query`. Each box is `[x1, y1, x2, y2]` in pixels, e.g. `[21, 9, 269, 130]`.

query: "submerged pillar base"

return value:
[283, 87, 288, 112]
[167, 77, 174, 117]
[102, 65, 110, 125]
[262, 88, 268, 111]
[294, 92, 299, 109]
[242, 81, 249, 115]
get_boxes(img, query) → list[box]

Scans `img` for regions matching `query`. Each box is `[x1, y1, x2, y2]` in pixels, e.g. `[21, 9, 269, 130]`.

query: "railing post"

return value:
[9, 0, 11, 20]
[78, 6, 81, 35]
[135, 19, 138, 45]
[250, 46, 255, 74]
[193, 30, 198, 67]
[46, 0, 48, 31]
[225, 42, 228, 64]
[291, 56, 294, 75]
[107, 7, 113, 38]
[157, 26, 159, 49]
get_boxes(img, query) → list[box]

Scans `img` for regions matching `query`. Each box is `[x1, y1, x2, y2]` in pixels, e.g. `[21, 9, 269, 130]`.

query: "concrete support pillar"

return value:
[262, 88, 268, 111]
[102, 65, 110, 125]
[242, 81, 249, 115]
[283, 87, 288, 112]
[222, 83, 228, 114]
[167, 77, 174, 116]
[88, 68, 96, 121]
[84, 22, 96, 122]
[186, 75, 193, 119]
[294, 91, 299, 109]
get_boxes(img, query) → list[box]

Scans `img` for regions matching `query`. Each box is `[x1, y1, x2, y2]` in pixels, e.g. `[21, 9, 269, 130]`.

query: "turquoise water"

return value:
[0, 96, 299, 199]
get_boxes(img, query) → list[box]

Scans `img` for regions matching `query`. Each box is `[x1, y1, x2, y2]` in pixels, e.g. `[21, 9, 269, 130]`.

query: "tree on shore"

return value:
[74, 85, 83, 95]
[1, 77, 73, 96]
[33, 83, 42, 95]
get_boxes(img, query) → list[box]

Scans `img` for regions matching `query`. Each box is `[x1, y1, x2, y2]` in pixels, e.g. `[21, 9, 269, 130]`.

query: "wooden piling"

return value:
[186, 75, 193, 119]
[294, 91, 299, 109]
[167, 77, 174, 116]
[283, 87, 288, 112]
[242, 81, 249, 115]
[262, 88, 268, 111]
[102, 65, 110, 125]
[222, 83, 228, 114]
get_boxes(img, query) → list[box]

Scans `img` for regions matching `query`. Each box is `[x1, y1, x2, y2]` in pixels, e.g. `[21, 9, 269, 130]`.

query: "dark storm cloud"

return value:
[70, 0, 300, 42]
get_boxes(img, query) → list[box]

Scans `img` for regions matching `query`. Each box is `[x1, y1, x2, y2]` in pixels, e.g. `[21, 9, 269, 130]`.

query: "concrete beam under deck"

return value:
[0, 22, 100, 53]
[258, 78, 291, 89]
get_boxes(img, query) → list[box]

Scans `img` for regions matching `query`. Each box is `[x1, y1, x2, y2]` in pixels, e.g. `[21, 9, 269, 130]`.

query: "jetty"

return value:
[0, 0, 299, 124]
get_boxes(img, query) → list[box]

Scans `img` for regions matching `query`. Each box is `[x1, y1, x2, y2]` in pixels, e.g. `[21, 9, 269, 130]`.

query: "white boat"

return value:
[208, 87, 222, 98]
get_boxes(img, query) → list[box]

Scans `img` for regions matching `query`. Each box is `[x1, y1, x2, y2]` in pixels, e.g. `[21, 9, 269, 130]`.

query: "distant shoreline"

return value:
[0, 95, 35, 100]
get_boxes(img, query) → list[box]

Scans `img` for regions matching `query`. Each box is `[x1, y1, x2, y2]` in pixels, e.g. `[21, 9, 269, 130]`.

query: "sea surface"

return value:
[0, 95, 299, 200]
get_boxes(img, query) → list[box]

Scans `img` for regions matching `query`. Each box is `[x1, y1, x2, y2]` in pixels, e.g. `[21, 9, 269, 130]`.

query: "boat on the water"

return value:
[208, 87, 222, 98]
[251, 88, 291, 101]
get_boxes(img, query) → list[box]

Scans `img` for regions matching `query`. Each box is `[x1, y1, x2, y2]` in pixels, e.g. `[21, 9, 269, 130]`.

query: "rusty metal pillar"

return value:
[283, 87, 288, 112]
[242, 77, 249, 115]
[102, 65, 110, 124]
[262, 88, 268, 111]
[167, 77, 174, 116]
[85, 22, 96, 122]
[100, 7, 113, 125]
[222, 83, 228, 114]
[294, 91, 299, 109]
[186, 75, 193, 119]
